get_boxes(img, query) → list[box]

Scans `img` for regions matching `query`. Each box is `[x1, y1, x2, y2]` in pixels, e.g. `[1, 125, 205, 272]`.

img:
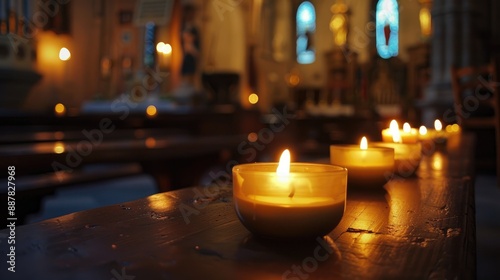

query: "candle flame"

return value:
[434, 119, 442, 131]
[156, 42, 165, 53]
[156, 42, 172, 54]
[360, 137, 368, 150]
[392, 130, 402, 143]
[390, 120, 402, 143]
[419, 126, 427, 136]
[389, 119, 399, 131]
[403, 122, 411, 133]
[277, 149, 290, 177]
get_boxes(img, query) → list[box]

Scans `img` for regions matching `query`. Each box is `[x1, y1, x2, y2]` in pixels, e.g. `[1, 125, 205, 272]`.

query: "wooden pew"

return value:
[0, 163, 143, 227]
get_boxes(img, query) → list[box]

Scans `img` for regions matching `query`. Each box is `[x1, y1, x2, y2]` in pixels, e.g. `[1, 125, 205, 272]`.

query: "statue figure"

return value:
[180, 4, 200, 85]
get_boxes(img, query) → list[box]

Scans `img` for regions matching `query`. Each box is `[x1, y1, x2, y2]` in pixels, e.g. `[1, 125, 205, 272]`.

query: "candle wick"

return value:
[288, 186, 295, 198]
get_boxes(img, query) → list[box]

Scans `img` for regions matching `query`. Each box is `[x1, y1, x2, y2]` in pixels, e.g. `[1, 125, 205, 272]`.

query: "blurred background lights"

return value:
[59, 47, 71, 61]
[146, 105, 157, 117]
[54, 103, 66, 116]
[248, 93, 259, 105]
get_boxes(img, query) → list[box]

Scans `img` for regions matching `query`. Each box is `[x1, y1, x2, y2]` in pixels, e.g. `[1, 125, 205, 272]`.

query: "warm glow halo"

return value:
[54, 103, 65, 114]
[248, 93, 259, 104]
[392, 130, 402, 143]
[164, 43, 172, 54]
[434, 119, 442, 131]
[156, 42, 165, 53]
[419, 126, 427, 135]
[53, 142, 65, 154]
[389, 119, 399, 131]
[276, 149, 291, 177]
[360, 137, 368, 150]
[59, 47, 71, 61]
[146, 105, 157, 117]
[390, 121, 402, 143]
[156, 42, 172, 54]
[403, 122, 411, 133]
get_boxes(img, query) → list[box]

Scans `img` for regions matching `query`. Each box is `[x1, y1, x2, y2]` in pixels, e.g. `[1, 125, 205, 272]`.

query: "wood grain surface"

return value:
[0, 134, 476, 280]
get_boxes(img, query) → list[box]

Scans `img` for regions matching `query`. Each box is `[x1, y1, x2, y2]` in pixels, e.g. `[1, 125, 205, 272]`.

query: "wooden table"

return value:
[0, 134, 476, 279]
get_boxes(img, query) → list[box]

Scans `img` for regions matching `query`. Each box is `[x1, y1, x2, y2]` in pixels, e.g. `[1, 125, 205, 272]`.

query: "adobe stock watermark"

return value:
[179, 106, 295, 224]
[382, 73, 499, 182]
[443, 75, 499, 124]
[111, 267, 135, 280]
[7, 0, 71, 53]
[282, 236, 337, 280]
[212, 0, 244, 21]
[51, 68, 166, 180]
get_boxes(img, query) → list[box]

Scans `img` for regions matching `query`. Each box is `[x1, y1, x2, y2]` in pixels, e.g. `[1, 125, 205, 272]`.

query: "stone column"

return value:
[421, 0, 489, 126]
[421, 0, 460, 126]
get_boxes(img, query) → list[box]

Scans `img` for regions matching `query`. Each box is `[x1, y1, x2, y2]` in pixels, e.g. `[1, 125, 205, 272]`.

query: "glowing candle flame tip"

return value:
[419, 125, 427, 135]
[434, 119, 442, 131]
[403, 122, 411, 133]
[389, 119, 399, 130]
[389, 120, 402, 143]
[276, 149, 290, 176]
[360, 136, 368, 150]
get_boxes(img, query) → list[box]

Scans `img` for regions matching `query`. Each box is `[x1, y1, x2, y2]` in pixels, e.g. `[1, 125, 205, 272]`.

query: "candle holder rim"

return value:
[382, 127, 418, 133]
[372, 141, 422, 148]
[329, 144, 395, 152]
[232, 162, 347, 174]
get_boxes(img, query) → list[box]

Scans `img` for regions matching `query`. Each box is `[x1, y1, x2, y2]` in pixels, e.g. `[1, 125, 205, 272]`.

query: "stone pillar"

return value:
[421, 0, 459, 126]
[462, 0, 489, 66]
[421, 0, 489, 126]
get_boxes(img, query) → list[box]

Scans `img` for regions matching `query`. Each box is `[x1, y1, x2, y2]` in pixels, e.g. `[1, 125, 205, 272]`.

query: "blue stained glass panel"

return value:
[376, 0, 398, 59]
[296, 1, 316, 64]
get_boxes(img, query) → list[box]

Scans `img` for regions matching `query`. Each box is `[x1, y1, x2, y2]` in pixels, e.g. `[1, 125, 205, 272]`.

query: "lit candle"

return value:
[373, 141, 422, 177]
[330, 137, 394, 189]
[233, 149, 347, 239]
[375, 122, 422, 176]
[156, 42, 172, 72]
[418, 125, 430, 140]
[382, 120, 418, 144]
[417, 119, 448, 143]
[59, 47, 71, 87]
[433, 119, 447, 143]
[445, 124, 461, 151]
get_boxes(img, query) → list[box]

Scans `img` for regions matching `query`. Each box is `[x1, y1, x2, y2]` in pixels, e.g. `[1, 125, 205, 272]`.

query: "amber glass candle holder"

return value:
[373, 142, 422, 177]
[330, 145, 394, 188]
[232, 163, 347, 239]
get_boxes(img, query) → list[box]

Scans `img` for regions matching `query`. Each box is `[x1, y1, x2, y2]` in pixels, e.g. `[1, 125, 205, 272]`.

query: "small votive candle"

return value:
[418, 120, 448, 147]
[433, 119, 447, 143]
[445, 124, 461, 151]
[233, 150, 347, 239]
[330, 137, 394, 189]
[382, 120, 418, 144]
[379, 124, 422, 176]
[373, 142, 422, 177]
[418, 125, 431, 141]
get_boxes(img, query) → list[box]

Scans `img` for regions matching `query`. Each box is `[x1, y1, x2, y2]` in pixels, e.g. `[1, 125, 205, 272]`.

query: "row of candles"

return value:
[233, 119, 460, 239]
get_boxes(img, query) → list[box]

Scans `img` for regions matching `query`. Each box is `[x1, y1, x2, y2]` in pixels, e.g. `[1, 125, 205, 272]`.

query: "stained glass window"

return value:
[144, 22, 156, 68]
[296, 1, 316, 64]
[376, 0, 398, 59]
